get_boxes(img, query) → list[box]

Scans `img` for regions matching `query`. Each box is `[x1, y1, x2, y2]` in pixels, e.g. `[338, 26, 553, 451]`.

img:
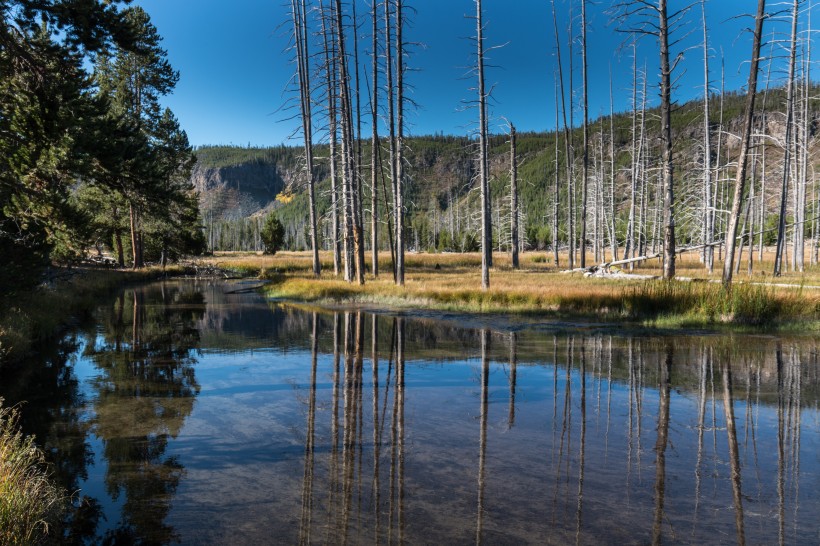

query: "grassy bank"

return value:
[0, 401, 63, 545]
[0, 265, 185, 367]
[200, 250, 820, 330]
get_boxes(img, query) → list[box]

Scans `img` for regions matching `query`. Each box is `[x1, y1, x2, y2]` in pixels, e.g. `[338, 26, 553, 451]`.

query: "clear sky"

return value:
[134, 0, 808, 147]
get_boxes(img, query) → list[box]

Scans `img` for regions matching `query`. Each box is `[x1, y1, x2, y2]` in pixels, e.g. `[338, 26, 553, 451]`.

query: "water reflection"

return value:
[2, 281, 820, 544]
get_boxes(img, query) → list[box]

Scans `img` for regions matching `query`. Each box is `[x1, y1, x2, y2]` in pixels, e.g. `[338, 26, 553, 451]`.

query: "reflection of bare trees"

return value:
[508, 332, 517, 429]
[283, 315, 819, 544]
[476, 329, 489, 545]
[651, 343, 671, 546]
[721, 356, 745, 546]
[298, 313, 406, 545]
[298, 313, 319, 546]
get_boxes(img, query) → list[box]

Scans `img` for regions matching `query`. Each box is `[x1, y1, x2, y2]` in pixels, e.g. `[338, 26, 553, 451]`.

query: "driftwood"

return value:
[564, 242, 727, 276]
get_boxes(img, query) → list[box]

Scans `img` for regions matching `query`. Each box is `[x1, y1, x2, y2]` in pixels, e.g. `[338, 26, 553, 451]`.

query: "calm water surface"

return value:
[3, 279, 820, 545]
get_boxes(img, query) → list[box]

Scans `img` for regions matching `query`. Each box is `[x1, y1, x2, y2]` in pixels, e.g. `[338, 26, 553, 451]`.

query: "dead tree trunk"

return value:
[553, 77, 561, 267]
[701, 0, 714, 274]
[291, 0, 321, 278]
[551, 0, 574, 270]
[723, 0, 766, 285]
[477, 0, 490, 289]
[395, 0, 406, 286]
[774, 0, 798, 278]
[320, 1, 341, 276]
[384, 0, 398, 282]
[580, 0, 589, 268]
[608, 70, 619, 261]
[658, 0, 676, 279]
[510, 123, 519, 269]
[370, 0, 380, 277]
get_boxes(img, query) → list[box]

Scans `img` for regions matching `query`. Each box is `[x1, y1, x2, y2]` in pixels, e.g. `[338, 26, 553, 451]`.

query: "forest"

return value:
[0, 0, 205, 304]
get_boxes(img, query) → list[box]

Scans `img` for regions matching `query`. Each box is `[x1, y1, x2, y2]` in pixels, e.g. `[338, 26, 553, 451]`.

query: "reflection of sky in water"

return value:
[6, 280, 820, 545]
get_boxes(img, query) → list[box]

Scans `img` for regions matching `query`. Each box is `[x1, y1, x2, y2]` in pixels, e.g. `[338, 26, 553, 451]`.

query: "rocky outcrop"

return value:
[191, 157, 303, 221]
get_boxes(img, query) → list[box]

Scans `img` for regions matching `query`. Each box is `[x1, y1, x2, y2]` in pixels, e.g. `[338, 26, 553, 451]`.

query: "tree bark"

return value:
[658, 0, 676, 279]
[774, 0, 799, 278]
[510, 123, 519, 269]
[477, 0, 490, 289]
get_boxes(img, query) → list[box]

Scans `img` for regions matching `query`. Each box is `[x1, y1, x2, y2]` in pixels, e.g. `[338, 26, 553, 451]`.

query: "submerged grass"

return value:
[0, 401, 63, 545]
[199, 251, 820, 330]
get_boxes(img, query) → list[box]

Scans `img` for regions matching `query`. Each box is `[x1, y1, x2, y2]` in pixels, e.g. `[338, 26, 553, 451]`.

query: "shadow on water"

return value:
[2, 279, 820, 544]
[1, 281, 204, 544]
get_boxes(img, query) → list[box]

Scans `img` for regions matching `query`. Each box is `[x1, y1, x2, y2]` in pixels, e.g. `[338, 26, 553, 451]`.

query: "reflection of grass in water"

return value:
[0, 266, 186, 367]
[0, 401, 63, 545]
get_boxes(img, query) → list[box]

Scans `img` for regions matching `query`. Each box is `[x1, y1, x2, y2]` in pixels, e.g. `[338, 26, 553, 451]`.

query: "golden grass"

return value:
[199, 249, 820, 328]
[0, 401, 63, 545]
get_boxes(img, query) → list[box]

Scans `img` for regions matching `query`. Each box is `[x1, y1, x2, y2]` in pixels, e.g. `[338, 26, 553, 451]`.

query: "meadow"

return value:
[198, 249, 820, 330]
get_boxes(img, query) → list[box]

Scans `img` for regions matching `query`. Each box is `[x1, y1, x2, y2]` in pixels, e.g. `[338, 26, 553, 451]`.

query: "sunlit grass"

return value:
[0, 401, 63, 545]
[199, 249, 820, 329]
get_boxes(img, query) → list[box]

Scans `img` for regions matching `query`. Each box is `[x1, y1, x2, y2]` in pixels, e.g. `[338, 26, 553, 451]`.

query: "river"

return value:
[2, 279, 819, 544]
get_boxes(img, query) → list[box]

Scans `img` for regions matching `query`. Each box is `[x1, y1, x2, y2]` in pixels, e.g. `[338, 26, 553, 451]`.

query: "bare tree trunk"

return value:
[701, 0, 714, 273]
[510, 123, 519, 269]
[395, 0, 406, 285]
[796, 12, 811, 271]
[291, 0, 321, 278]
[774, 0, 798, 278]
[333, 0, 357, 283]
[723, 0, 766, 284]
[129, 200, 139, 269]
[553, 77, 561, 267]
[351, 0, 366, 284]
[370, 0, 380, 277]
[658, 0, 676, 279]
[580, 0, 589, 268]
[477, 0, 490, 289]
[551, 0, 574, 269]
[320, 1, 341, 276]
[608, 70, 619, 261]
[626, 44, 638, 264]
[384, 0, 398, 282]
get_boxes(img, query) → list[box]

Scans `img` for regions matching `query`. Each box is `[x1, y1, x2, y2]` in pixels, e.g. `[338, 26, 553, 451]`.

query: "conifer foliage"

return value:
[0, 0, 204, 299]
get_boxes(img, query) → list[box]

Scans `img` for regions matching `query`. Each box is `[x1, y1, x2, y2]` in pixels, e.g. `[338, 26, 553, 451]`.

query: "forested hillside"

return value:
[197, 84, 818, 265]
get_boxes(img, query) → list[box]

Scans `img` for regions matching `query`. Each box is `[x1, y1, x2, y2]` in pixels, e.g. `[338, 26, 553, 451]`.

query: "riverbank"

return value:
[199, 251, 820, 332]
[0, 265, 186, 368]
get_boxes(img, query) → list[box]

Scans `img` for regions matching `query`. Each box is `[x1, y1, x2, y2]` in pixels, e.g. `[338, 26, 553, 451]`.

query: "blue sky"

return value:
[135, 0, 807, 147]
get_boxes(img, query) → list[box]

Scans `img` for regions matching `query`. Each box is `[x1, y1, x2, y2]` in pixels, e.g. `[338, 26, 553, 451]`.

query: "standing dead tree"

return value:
[700, 0, 715, 274]
[475, 0, 491, 289]
[395, 0, 407, 286]
[774, 0, 800, 277]
[289, 0, 321, 277]
[580, 0, 590, 268]
[370, 0, 380, 277]
[723, 0, 767, 285]
[318, 0, 341, 276]
[551, 0, 574, 270]
[510, 122, 519, 269]
[612, 0, 692, 279]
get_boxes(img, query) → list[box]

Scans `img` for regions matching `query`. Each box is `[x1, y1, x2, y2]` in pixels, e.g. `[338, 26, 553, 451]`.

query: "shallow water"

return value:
[3, 279, 820, 545]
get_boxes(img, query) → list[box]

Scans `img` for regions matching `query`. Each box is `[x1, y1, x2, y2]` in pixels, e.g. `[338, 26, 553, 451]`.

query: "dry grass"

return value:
[0, 401, 63, 545]
[198, 250, 820, 328]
